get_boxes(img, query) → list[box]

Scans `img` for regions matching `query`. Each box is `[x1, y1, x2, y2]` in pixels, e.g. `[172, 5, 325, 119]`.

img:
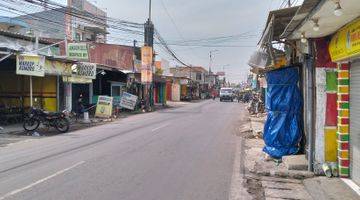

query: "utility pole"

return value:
[143, 0, 154, 111]
[288, 0, 291, 7]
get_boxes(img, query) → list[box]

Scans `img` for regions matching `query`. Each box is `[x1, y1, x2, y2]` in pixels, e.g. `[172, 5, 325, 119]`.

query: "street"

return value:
[0, 100, 248, 200]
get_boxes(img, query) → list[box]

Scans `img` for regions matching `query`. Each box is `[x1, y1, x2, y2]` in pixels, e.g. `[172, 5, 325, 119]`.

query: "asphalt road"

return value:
[0, 100, 248, 200]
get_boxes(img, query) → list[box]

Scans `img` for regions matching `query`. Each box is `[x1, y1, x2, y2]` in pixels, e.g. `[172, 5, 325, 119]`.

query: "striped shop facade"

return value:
[328, 17, 360, 185]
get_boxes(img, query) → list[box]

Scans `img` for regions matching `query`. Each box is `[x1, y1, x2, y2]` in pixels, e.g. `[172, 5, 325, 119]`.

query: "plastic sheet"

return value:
[263, 67, 302, 159]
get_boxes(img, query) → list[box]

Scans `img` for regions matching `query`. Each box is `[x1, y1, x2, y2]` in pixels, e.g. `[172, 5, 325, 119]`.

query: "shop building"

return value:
[0, 31, 76, 126]
[280, 0, 360, 187]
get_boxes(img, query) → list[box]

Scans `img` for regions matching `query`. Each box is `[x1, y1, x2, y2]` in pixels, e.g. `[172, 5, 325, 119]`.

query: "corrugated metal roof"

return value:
[259, 6, 300, 45]
[280, 0, 322, 38]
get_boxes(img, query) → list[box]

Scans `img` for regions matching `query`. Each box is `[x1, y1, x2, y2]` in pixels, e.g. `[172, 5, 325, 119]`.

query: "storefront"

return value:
[92, 67, 127, 106]
[180, 78, 190, 101]
[329, 17, 360, 183]
[63, 62, 96, 112]
[0, 53, 73, 125]
[153, 75, 166, 104]
[165, 78, 172, 101]
[171, 79, 181, 102]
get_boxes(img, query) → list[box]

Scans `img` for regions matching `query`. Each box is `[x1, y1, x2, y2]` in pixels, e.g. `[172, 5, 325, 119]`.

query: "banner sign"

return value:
[329, 18, 360, 62]
[16, 54, 45, 77]
[141, 69, 153, 83]
[73, 62, 96, 79]
[95, 96, 113, 118]
[141, 46, 153, 83]
[67, 43, 89, 60]
[119, 92, 138, 110]
[45, 60, 72, 76]
[141, 46, 153, 67]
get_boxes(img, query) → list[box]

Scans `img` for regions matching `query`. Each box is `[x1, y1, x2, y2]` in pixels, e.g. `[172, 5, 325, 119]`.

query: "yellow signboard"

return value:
[141, 46, 153, 67]
[16, 54, 45, 77]
[141, 46, 153, 83]
[329, 18, 360, 62]
[45, 60, 72, 76]
[95, 96, 113, 118]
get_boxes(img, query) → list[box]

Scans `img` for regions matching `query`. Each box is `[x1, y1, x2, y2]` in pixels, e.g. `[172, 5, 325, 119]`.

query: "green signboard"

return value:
[67, 43, 89, 60]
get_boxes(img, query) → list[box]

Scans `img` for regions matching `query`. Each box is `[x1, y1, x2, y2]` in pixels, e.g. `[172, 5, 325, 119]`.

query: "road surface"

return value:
[0, 100, 248, 200]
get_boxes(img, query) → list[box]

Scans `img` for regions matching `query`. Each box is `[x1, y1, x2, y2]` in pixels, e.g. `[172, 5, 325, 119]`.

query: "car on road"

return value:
[219, 88, 234, 102]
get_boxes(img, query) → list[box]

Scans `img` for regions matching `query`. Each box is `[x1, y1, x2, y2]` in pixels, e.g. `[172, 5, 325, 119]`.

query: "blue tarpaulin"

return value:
[263, 67, 302, 159]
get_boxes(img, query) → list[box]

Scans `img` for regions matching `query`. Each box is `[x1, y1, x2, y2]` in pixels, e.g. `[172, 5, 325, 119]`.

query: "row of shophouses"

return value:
[0, 0, 219, 120]
[248, 0, 360, 188]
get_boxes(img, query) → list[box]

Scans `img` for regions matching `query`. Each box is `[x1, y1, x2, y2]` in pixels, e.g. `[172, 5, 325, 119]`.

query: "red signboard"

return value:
[89, 43, 134, 70]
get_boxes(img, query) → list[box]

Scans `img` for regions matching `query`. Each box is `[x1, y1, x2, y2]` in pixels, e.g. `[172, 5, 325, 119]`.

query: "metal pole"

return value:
[30, 76, 33, 107]
[209, 52, 212, 73]
[64, 36, 72, 111]
[149, 0, 152, 21]
[30, 35, 39, 107]
[57, 75, 60, 111]
[133, 40, 137, 72]
[307, 41, 315, 172]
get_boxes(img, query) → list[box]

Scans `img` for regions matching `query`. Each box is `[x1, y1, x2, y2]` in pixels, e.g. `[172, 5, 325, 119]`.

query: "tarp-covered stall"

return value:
[263, 67, 302, 159]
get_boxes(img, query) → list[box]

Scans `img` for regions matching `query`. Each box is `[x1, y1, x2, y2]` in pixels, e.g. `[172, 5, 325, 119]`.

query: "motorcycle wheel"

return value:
[55, 118, 70, 133]
[23, 117, 40, 131]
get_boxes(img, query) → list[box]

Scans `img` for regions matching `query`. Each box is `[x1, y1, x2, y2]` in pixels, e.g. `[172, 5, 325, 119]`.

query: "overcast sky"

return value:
[59, 0, 301, 83]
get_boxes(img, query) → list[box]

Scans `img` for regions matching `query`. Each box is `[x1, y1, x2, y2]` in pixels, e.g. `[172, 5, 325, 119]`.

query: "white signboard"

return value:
[72, 62, 96, 79]
[16, 54, 45, 77]
[119, 92, 138, 110]
[67, 43, 89, 60]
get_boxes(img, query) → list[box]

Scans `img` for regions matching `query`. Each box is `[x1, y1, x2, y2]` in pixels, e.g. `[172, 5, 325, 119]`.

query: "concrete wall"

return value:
[171, 83, 180, 101]
[315, 68, 327, 165]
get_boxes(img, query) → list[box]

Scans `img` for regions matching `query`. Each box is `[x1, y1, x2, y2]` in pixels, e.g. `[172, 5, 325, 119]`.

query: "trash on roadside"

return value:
[330, 162, 339, 177]
[32, 132, 41, 137]
[322, 163, 332, 178]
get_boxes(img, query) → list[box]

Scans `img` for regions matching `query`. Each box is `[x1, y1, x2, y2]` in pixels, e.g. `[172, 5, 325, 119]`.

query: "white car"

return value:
[219, 88, 234, 102]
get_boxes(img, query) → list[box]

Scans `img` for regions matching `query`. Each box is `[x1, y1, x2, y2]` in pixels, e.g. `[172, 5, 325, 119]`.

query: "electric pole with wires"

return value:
[142, 0, 155, 111]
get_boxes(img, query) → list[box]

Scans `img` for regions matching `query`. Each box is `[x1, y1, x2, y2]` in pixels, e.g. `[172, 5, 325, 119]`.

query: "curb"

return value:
[250, 168, 315, 180]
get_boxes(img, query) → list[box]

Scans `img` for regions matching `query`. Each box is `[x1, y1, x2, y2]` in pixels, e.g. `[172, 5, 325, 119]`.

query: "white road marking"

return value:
[229, 138, 251, 200]
[151, 123, 170, 132]
[341, 178, 360, 196]
[0, 161, 85, 200]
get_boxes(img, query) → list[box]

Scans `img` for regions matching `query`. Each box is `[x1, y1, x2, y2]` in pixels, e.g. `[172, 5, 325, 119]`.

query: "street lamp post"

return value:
[209, 49, 219, 73]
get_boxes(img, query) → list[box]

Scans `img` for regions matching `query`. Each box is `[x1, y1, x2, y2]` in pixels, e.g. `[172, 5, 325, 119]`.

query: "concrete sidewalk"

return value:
[0, 102, 190, 148]
[244, 113, 360, 200]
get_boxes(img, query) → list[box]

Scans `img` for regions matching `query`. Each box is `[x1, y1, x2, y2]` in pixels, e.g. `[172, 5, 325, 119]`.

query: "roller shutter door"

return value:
[350, 61, 360, 185]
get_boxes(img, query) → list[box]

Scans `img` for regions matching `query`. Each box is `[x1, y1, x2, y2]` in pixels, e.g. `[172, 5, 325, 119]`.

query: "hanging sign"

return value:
[329, 18, 360, 62]
[141, 69, 153, 83]
[119, 92, 138, 110]
[73, 62, 96, 79]
[141, 46, 153, 83]
[16, 54, 45, 77]
[95, 96, 113, 118]
[67, 43, 89, 60]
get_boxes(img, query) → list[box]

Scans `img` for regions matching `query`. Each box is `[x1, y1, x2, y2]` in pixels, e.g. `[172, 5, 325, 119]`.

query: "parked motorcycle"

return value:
[23, 108, 70, 133]
[247, 94, 265, 115]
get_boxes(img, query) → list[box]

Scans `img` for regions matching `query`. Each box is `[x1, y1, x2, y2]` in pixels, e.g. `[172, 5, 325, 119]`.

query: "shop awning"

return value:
[259, 6, 300, 46]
